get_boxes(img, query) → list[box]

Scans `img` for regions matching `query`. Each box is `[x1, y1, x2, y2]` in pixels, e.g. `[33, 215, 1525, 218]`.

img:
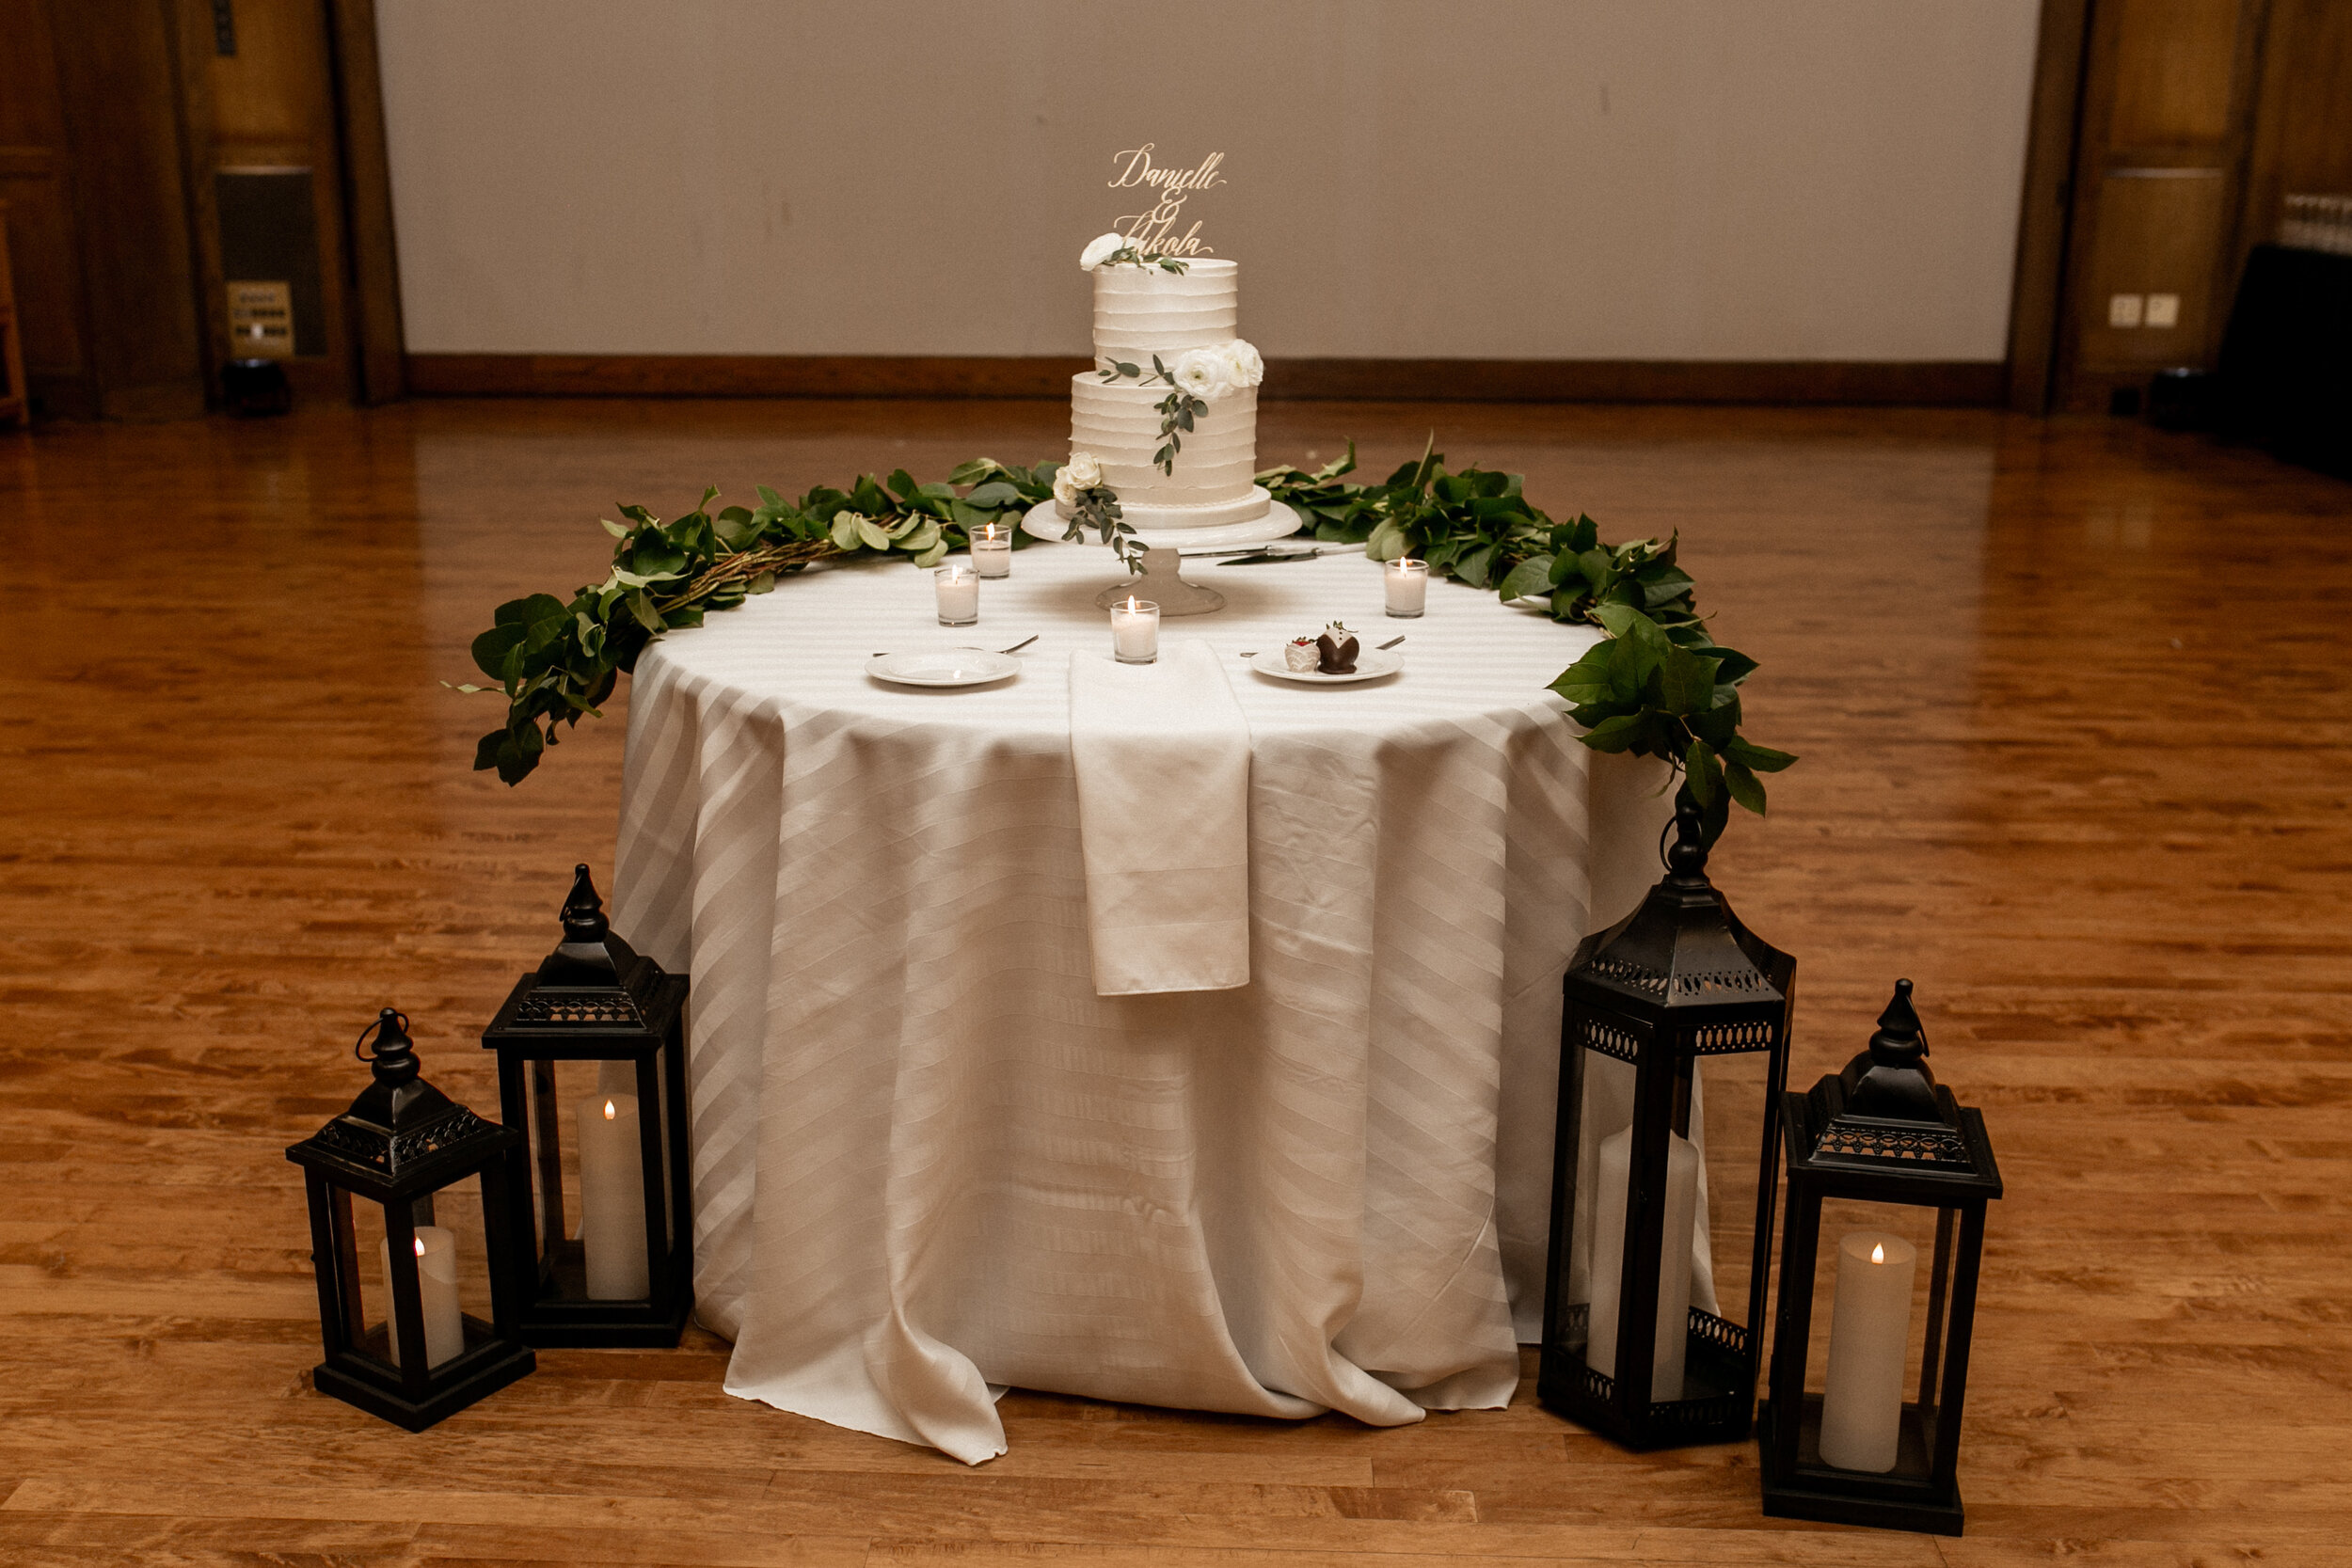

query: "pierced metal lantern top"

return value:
[1788, 980, 2002, 1199]
[482, 865, 681, 1045]
[1566, 794, 1795, 1034]
[285, 1009, 517, 1200]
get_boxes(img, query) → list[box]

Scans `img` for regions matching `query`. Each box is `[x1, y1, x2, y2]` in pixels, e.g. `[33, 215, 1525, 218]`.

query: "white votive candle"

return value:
[377, 1225, 464, 1370]
[1584, 1124, 1700, 1402]
[934, 562, 979, 626]
[1385, 557, 1429, 617]
[1819, 1230, 1917, 1472]
[579, 1092, 650, 1299]
[972, 523, 1011, 578]
[1110, 596, 1159, 664]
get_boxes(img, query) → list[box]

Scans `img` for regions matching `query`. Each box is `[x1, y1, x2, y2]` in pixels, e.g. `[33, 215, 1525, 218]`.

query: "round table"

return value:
[612, 536, 1674, 1463]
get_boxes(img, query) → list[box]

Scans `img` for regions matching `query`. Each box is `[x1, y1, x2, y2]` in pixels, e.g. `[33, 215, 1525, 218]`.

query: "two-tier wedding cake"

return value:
[1035, 234, 1300, 550]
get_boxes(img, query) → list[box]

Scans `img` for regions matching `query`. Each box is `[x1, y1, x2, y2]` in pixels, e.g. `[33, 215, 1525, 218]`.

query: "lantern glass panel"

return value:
[1791, 1197, 1955, 1483]
[1550, 1013, 1777, 1418]
[339, 1176, 496, 1373]
[515, 1051, 676, 1300]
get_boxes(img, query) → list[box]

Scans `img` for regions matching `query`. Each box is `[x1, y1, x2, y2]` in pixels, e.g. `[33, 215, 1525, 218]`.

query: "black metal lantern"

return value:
[1534, 803, 1788, 1457]
[1538, 793, 1794, 1449]
[481, 864, 691, 1346]
[1759, 979, 2002, 1535]
[284, 1009, 535, 1431]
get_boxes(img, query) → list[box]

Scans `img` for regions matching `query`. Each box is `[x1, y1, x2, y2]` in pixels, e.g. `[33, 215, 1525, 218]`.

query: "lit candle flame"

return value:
[413, 1236, 426, 1257]
[983, 523, 998, 542]
[1870, 1243, 1885, 1264]
[1124, 595, 1138, 612]
[603, 1099, 617, 1121]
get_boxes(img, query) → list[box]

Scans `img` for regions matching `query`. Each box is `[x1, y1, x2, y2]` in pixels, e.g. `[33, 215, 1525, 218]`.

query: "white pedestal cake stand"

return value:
[1020, 495, 1306, 616]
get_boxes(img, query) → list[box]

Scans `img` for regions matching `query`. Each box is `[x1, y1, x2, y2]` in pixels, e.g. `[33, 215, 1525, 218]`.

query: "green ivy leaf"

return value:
[1685, 738, 1721, 806]
[1724, 737, 1798, 772]
[1498, 555, 1555, 603]
[1658, 646, 1724, 716]
[1724, 758, 1768, 815]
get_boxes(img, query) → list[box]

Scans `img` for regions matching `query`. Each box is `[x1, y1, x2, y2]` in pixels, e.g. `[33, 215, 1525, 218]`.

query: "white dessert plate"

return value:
[1243, 647, 1404, 684]
[866, 650, 1023, 688]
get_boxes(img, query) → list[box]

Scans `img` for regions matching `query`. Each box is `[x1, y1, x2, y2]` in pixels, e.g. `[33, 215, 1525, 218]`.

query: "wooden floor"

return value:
[3, 398, 2347, 1566]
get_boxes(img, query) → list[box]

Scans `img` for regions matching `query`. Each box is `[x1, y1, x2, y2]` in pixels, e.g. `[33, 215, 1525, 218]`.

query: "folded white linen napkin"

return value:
[1067, 639, 1251, 996]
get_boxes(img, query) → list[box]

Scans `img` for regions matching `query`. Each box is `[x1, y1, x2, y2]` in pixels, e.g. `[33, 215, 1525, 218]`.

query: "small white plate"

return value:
[1244, 647, 1404, 684]
[866, 649, 1023, 688]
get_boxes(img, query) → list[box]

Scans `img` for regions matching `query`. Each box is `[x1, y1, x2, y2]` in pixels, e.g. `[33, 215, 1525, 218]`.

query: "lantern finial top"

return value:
[357, 1007, 419, 1089]
[1837, 977, 1944, 1124]
[1664, 793, 1710, 881]
[1870, 978, 1928, 1065]
[561, 863, 610, 944]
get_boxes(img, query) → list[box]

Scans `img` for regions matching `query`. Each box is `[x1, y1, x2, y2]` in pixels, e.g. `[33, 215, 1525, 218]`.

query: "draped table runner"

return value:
[612, 538, 1674, 1463]
[1067, 641, 1253, 995]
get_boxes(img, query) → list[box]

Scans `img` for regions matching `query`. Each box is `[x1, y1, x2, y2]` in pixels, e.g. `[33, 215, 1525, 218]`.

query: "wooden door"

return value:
[2056, 0, 2267, 411]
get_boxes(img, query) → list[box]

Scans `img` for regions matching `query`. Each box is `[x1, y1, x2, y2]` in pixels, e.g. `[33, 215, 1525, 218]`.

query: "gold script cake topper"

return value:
[1108, 145, 1225, 257]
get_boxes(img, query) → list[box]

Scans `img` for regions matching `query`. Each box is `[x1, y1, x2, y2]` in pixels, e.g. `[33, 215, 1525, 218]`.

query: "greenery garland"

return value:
[1259, 439, 1794, 844]
[454, 439, 1794, 843]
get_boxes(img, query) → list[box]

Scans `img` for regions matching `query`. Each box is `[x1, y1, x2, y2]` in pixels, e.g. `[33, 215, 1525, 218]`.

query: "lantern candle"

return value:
[1110, 596, 1159, 664]
[933, 563, 979, 626]
[1584, 1124, 1701, 1401]
[578, 1092, 650, 1299]
[972, 523, 1012, 578]
[377, 1225, 465, 1370]
[1384, 557, 1428, 618]
[1819, 1230, 1917, 1471]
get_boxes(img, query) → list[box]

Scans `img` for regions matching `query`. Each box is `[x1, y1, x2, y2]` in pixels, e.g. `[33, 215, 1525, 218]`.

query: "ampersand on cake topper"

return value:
[1108, 145, 1225, 257]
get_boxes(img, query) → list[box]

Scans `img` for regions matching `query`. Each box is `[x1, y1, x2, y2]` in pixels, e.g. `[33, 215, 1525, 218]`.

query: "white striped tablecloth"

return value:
[612, 537, 1674, 1463]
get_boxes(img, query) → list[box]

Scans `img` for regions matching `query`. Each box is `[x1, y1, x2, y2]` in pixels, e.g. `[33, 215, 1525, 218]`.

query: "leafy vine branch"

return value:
[1098, 354, 1209, 476]
[454, 439, 1794, 844]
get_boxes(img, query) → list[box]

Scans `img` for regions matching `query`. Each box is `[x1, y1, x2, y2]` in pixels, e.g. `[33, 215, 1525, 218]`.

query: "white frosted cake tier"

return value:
[1067, 376, 1264, 525]
[1091, 257, 1238, 360]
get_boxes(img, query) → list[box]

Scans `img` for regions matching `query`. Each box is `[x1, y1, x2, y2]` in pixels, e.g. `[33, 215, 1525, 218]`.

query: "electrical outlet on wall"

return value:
[2144, 293, 2181, 328]
[2108, 293, 2145, 328]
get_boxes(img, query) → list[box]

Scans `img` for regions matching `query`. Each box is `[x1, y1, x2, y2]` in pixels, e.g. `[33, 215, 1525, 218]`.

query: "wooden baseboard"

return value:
[402, 353, 2007, 406]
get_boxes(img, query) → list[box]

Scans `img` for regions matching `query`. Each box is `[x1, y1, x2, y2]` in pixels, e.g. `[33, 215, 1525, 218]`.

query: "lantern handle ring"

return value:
[355, 1008, 412, 1062]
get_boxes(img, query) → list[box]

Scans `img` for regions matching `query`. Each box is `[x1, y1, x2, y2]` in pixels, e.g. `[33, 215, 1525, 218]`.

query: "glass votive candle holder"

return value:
[972, 523, 1012, 578]
[1384, 557, 1429, 618]
[1109, 596, 1159, 664]
[934, 563, 979, 626]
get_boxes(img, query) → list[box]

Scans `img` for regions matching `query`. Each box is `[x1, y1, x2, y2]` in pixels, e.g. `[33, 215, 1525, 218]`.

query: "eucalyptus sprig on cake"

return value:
[1259, 438, 1794, 843]
[1050, 451, 1145, 574]
[1079, 231, 1190, 274]
[1096, 341, 1265, 475]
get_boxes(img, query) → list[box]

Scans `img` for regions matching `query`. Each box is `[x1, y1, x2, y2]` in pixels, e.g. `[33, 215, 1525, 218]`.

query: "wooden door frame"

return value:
[2006, 0, 2096, 414]
[324, 0, 404, 404]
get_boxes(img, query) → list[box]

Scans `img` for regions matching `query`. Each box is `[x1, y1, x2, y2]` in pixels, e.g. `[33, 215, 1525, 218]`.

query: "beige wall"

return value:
[377, 0, 2042, 362]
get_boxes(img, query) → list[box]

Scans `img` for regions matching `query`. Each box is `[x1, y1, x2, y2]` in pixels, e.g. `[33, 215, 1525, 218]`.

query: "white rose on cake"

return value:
[1170, 347, 1234, 402]
[1078, 232, 1129, 271]
[1220, 339, 1264, 389]
[1063, 451, 1104, 490]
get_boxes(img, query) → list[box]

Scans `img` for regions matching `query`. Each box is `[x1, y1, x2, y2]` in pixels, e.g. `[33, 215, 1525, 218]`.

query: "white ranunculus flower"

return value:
[1063, 450, 1104, 490]
[1078, 232, 1129, 270]
[1170, 347, 1232, 402]
[1221, 338, 1264, 389]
